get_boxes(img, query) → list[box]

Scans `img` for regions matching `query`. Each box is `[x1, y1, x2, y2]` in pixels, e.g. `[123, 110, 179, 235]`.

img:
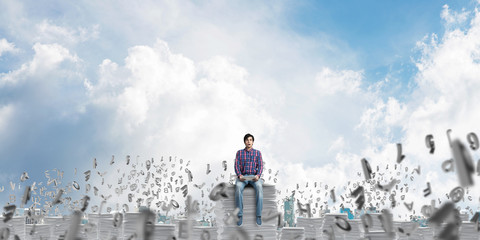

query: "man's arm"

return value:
[256, 150, 263, 179]
[234, 150, 243, 179]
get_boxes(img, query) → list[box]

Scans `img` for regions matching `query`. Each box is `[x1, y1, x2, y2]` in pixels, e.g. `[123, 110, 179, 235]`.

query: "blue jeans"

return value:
[235, 175, 263, 217]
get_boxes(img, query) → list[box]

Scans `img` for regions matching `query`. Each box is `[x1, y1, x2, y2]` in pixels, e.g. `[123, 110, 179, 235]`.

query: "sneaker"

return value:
[237, 216, 243, 226]
[256, 216, 262, 226]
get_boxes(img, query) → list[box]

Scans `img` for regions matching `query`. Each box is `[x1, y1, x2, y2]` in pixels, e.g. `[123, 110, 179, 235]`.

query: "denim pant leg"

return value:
[253, 179, 263, 217]
[235, 179, 247, 217]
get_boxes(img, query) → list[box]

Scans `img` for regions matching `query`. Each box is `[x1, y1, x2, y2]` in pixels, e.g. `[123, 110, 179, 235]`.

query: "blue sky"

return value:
[284, 0, 473, 98]
[1, 0, 480, 219]
[284, 0, 442, 94]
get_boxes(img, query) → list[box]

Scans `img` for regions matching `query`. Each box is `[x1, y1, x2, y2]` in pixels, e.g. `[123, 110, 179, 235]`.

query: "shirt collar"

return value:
[244, 147, 254, 152]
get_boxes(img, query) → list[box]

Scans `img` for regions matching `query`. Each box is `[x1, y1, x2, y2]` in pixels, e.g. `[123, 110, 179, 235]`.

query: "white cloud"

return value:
[269, 4, 480, 220]
[403, 6, 480, 164]
[77, 39, 286, 212]
[356, 97, 407, 147]
[85, 39, 278, 181]
[1, 43, 78, 86]
[84, 59, 122, 103]
[29, 43, 78, 73]
[267, 66, 375, 169]
[0, 38, 19, 56]
[349, 5, 480, 217]
[34, 20, 99, 45]
[1, 0, 362, 177]
[441, 4, 470, 28]
[316, 67, 363, 96]
[384, 97, 407, 126]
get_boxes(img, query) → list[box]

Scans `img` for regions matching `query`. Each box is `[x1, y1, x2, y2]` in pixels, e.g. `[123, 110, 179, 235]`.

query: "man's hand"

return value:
[253, 175, 259, 182]
[239, 175, 245, 181]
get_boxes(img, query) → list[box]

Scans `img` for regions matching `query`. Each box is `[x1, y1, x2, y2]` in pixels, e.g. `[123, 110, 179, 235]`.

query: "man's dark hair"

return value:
[244, 133, 254, 142]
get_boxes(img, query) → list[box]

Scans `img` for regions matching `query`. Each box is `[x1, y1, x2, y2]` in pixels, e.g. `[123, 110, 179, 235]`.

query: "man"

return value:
[234, 133, 263, 227]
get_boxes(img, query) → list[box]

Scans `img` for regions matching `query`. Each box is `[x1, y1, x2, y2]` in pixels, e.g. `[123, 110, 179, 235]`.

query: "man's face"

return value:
[244, 137, 254, 149]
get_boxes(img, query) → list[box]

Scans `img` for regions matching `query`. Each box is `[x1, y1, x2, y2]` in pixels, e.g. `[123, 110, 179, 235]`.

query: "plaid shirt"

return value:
[234, 148, 263, 177]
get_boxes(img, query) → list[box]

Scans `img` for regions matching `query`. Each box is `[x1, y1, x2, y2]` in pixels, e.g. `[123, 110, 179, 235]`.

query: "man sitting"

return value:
[234, 133, 263, 226]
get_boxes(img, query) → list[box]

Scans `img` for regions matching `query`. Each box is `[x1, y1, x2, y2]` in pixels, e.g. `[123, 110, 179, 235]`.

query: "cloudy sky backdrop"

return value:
[1, 0, 480, 219]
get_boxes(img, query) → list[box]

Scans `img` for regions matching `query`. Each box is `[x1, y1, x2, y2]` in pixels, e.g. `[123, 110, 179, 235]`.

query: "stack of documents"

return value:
[98, 213, 121, 239]
[153, 224, 176, 239]
[25, 224, 51, 240]
[123, 212, 144, 240]
[77, 223, 89, 239]
[417, 227, 434, 240]
[215, 183, 279, 240]
[460, 213, 470, 222]
[4, 216, 26, 238]
[0, 216, 24, 238]
[280, 227, 305, 240]
[321, 213, 350, 239]
[459, 221, 479, 240]
[175, 218, 195, 239]
[192, 226, 218, 240]
[394, 221, 420, 240]
[367, 213, 388, 231]
[364, 231, 396, 240]
[86, 214, 100, 239]
[356, 212, 395, 240]
[344, 219, 363, 240]
[296, 217, 323, 239]
[45, 216, 70, 239]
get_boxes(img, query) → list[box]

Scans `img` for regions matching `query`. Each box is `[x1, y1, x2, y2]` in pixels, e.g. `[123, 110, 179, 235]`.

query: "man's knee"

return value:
[254, 180, 263, 189]
[235, 181, 244, 191]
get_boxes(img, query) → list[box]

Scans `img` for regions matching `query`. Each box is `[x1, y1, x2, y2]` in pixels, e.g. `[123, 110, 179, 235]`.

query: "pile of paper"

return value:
[0, 216, 26, 239]
[97, 213, 121, 239]
[366, 213, 387, 232]
[364, 231, 396, 240]
[44, 216, 70, 239]
[123, 212, 144, 239]
[460, 213, 470, 222]
[25, 224, 51, 240]
[344, 219, 362, 240]
[394, 221, 421, 240]
[215, 183, 279, 240]
[0, 214, 20, 239]
[459, 221, 479, 240]
[86, 214, 100, 239]
[174, 218, 195, 239]
[6, 216, 26, 238]
[417, 227, 434, 240]
[192, 226, 218, 240]
[153, 224, 176, 239]
[280, 227, 305, 240]
[77, 223, 89, 239]
[321, 213, 350, 239]
[296, 217, 323, 239]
